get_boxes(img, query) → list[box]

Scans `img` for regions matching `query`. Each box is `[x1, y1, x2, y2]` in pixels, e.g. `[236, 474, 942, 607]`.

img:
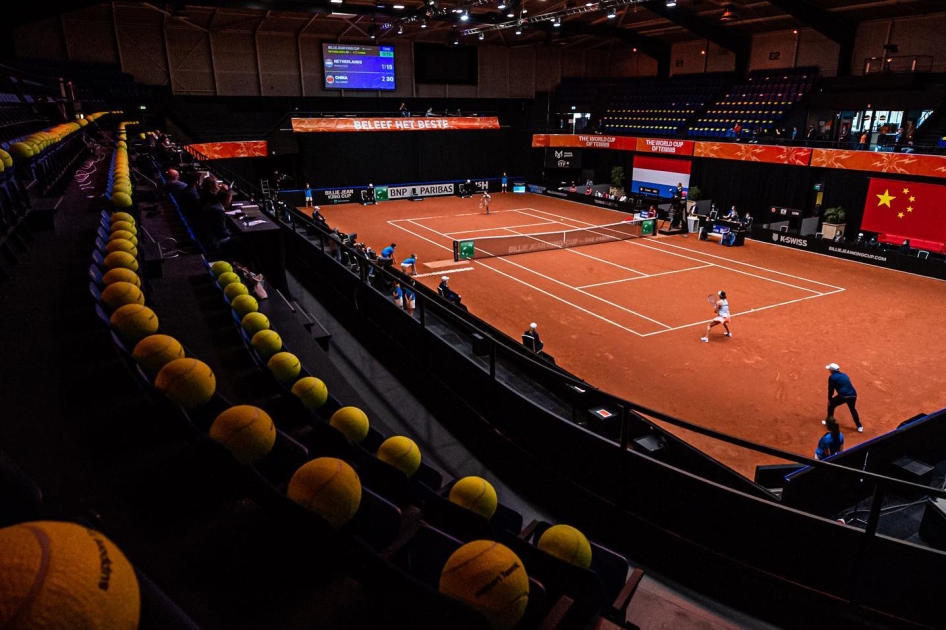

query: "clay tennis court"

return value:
[319, 193, 946, 477]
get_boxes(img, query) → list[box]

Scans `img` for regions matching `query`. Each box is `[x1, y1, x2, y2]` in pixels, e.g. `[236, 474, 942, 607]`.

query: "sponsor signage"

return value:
[185, 140, 268, 160]
[544, 148, 583, 169]
[754, 227, 946, 280]
[291, 117, 500, 133]
[636, 138, 695, 156]
[316, 188, 357, 205]
[385, 183, 455, 199]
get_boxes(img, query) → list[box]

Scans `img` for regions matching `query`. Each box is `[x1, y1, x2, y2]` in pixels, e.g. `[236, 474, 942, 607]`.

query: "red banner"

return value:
[635, 137, 694, 156]
[531, 134, 637, 151]
[186, 141, 268, 160]
[862, 178, 946, 246]
[291, 117, 500, 132]
[811, 149, 946, 179]
[693, 142, 812, 166]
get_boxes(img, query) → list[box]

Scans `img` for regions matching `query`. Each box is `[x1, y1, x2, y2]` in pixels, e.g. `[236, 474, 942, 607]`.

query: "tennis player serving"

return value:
[480, 191, 492, 215]
[701, 290, 732, 342]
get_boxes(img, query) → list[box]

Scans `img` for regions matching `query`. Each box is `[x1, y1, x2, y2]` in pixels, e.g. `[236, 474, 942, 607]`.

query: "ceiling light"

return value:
[515, 24, 522, 34]
[460, 10, 469, 20]
[421, 20, 427, 27]
[498, 1, 506, 8]
[553, 17, 561, 26]
[607, 7, 616, 18]
[393, 3, 404, 7]
[397, 24, 403, 33]
[330, 0, 343, 4]
[522, 9, 528, 13]
[720, 4, 736, 21]
[507, 11, 514, 17]
[665, 0, 677, 6]
[478, 32, 485, 40]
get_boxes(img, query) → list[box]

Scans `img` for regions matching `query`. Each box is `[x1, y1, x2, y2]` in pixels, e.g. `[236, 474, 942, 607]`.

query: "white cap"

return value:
[441, 276, 449, 281]
[530, 322, 537, 329]
[826, 363, 840, 371]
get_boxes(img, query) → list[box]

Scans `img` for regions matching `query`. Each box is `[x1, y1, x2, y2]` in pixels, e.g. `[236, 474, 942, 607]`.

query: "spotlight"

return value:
[393, 3, 404, 7]
[397, 24, 403, 34]
[515, 23, 522, 34]
[460, 10, 469, 21]
[507, 11, 514, 17]
[498, 1, 506, 8]
[665, 0, 677, 6]
[553, 17, 561, 26]
[720, 4, 736, 21]
[330, 0, 343, 3]
[478, 32, 485, 40]
[452, 36, 459, 45]
[607, 7, 616, 18]
[421, 20, 427, 27]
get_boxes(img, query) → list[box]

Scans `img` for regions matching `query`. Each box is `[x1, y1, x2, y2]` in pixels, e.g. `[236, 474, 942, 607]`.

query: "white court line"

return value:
[524, 206, 846, 292]
[387, 220, 455, 253]
[577, 264, 714, 289]
[389, 208, 523, 222]
[445, 220, 558, 236]
[476, 260, 646, 337]
[415, 267, 474, 278]
[391, 206, 845, 339]
[628, 239, 826, 295]
[639, 289, 847, 337]
[490, 255, 671, 329]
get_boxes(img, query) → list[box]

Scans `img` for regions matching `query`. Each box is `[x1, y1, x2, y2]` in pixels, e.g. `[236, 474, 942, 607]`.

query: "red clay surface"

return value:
[319, 193, 946, 478]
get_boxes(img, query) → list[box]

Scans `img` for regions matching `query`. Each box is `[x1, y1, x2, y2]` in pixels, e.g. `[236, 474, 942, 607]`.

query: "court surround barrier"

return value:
[275, 202, 946, 629]
[753, 226, 946, 281]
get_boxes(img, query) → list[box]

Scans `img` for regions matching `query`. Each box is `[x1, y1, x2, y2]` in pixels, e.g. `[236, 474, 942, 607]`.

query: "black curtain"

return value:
[691, 159, 813, 220]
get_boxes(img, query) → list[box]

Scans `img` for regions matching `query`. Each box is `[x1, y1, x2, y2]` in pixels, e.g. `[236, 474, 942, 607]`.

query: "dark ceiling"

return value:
[14, 0, 946, 50]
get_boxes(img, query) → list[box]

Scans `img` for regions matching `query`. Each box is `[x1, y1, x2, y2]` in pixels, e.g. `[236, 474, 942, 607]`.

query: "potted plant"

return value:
[822, 206, 846, 240]
[610, 166, 625, 197]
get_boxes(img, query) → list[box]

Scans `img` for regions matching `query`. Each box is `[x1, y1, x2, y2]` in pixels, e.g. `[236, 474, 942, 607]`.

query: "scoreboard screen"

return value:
[322, 44, 396, 91]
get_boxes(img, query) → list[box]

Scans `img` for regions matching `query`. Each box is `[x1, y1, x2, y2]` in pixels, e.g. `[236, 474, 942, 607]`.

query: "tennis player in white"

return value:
[702, 290, 732, 342]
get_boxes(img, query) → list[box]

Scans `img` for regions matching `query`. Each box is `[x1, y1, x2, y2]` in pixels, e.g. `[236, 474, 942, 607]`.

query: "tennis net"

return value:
[453, 218, 654, 261]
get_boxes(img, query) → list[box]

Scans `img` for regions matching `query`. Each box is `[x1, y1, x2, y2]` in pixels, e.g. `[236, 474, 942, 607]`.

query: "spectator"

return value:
[312, 207, 327, 226]
[165, 169, 187, 196]
[178, 171, 202, 221]
[197, 187, 232, 251]
[568, 181, 577, 193]
[832, 230, 844, 243]
[199, 174, 220, 207]
[426, 107, 434, 117]
[899, 239, 911, 254]
[438, 276, 461, 305]
[399, 102, 409, 117]
[815, 416, 844, 460]
[522, 322, 544, 353]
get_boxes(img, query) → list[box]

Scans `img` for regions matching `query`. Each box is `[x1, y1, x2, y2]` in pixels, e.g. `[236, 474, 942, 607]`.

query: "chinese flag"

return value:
[861, 178, 946, 243]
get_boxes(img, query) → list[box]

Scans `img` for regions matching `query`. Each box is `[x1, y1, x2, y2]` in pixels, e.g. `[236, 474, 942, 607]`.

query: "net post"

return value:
[453, 240, 460, 262]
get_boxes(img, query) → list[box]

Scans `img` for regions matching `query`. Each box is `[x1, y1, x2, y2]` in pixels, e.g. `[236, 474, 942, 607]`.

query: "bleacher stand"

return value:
[603, 74, 730, 137]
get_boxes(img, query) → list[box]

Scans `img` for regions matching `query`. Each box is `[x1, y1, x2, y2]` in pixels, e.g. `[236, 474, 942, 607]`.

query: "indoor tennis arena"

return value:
[3, 2, 946, 629]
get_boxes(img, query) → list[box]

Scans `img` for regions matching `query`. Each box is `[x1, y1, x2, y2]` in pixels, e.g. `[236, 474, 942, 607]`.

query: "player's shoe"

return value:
[724, 332, 732, 337]
[857, 426, 864, 433]
[700, 337, 708, 343]
[822, 420, 827, 425]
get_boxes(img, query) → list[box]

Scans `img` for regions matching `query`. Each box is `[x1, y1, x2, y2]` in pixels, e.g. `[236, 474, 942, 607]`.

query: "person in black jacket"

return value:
[197, 187, 232, 251]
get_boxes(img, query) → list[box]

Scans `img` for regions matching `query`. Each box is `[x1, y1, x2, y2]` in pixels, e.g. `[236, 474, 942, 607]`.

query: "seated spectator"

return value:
[568, 181, 577, 193]
[199, 174, 220, 207]
[522, 322, 544, 353]
[438, 276, 461, 305]
[832, 230, 844, 243]
[178, 172, 202, 220]
[165, 169, 187, 196]
[724, 205, 739, 221]
[854, 232, 866, 246]
[312, 206, 327, 225]
[899, 239, 911, 254]
[868, 235, 880, 248]
[196, 188, 232, 250]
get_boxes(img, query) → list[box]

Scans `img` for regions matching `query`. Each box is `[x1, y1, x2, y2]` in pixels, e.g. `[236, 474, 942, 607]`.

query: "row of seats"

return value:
[601, 74, 730, 136]
[76, 138, 648, 629]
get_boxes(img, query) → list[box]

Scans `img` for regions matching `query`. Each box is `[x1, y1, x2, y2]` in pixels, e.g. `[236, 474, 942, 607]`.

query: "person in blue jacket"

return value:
[815, 416, 844, 460]
[825, 363, 863, 432]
